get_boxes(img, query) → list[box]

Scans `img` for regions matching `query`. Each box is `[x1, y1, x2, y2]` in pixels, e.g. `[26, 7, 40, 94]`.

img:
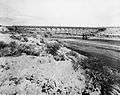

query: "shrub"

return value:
[0, 41, 40, 57]
[18, 44, 40, 56]
[54, 54, 65, 61]
[23, 37, 28, 42]
[8, 41, 21, 56]
[46, 42, 61, 56]
[10, 35, 21, 40]
[9, 41, 17, 48]
[0, 41, 22, 57]
[0, 41, 7, 50]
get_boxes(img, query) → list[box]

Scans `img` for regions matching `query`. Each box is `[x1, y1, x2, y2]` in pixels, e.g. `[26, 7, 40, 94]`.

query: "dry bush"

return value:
[0, 41, 7, 50]
[0, 41, 40, 57]
[53, 54, 65, 61]
[10, 35, 21, 40]
[0, 41, 12, 57]
[23, 37, 28, 42]
[45, 41, 61, 56]
[18, 44, 40, 56]
[10, 34, 28, 42]
[0, 41, 21, 57]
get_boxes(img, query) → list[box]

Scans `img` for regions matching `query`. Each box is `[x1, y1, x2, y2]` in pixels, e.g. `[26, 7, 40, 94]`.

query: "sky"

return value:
[0, 0, 120, 26]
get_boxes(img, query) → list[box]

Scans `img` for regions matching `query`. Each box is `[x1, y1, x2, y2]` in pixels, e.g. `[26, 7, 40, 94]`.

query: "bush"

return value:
[54, 54, 65, 61]
[10, 35, 21, 40]
[0, 41, 7, 50]
[46, 42, 61, 56]
[18, 44, 40, 56]
[0, 41, 22, 57]
[9, 41, 17, 48]
[8, 41, 21, 56]
[0, 41, 40, 57]
[23, 37, 28, 42]
[0, 47, 11, 57]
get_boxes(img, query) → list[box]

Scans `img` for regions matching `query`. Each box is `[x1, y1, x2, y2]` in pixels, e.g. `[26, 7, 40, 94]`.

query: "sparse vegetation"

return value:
[54, 54, 65, 61]
[80, 57, 120, 95]
[0, 41, 7, 50]
[10, 34, 21, 40]
[0, 41, 40, 57]
[45, 41, 61, 56]
[0, 41, 21, 57]
[17, 44, 40, 56]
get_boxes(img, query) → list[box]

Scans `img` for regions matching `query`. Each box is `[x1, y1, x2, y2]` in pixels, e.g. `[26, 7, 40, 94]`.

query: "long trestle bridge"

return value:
[6, 26, 107, 39]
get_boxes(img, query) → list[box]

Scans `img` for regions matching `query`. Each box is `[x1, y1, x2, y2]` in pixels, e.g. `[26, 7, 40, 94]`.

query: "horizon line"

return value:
[2, 25, 120, 29]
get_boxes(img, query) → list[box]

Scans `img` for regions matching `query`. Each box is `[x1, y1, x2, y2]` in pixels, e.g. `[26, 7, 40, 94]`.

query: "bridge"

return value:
[6, 26, 106, 37]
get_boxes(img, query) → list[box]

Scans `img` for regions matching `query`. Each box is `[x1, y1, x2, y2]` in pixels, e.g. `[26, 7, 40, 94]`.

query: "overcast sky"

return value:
[0, 0, 120, 26]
